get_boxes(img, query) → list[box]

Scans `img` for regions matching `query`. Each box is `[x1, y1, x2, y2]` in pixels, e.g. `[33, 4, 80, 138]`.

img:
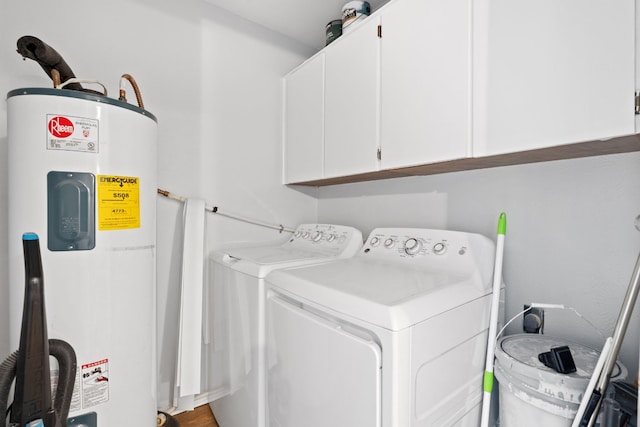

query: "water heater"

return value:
[7, 88, 157, 425]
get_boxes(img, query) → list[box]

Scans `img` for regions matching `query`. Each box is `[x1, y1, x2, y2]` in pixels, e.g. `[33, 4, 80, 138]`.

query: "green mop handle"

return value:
[480, 213, 507, 427]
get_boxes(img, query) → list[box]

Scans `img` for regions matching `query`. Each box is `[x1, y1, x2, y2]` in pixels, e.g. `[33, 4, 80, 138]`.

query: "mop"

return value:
[571, 337, 613, 427]
[573, 250, 640, 427]
[480, 212, 507, 427]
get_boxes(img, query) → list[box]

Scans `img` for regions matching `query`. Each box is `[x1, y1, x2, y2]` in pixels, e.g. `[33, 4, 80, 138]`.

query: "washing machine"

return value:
[207, 224, 363, 427]
[266, 227, 503, 427]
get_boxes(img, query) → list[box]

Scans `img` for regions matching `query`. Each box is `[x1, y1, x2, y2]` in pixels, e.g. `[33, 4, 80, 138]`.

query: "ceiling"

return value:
[204, 0, 389, 51]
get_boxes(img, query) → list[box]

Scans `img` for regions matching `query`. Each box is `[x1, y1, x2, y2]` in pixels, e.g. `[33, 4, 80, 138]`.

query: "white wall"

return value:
[0, 0, 318, 410]
[2, 0, 638, 415]
[317, 151, 640, 380]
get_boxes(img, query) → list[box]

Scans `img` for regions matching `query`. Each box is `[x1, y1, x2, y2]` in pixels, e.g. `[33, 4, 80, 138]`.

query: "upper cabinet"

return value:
[379, 0, 471, 169]
[283, 53, 325, 184]
[324, 16, 381, 179]
[472, 0, 636, 157]
[283, 0, 639, 186]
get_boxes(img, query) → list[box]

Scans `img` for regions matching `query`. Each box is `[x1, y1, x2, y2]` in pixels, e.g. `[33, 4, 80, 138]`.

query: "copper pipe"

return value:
[120, 73, 145, 109]
[50, 69, 61, 88]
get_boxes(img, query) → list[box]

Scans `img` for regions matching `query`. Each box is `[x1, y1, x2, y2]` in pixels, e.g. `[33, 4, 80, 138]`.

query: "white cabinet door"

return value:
[380, 0, 471, 169]
[283, 54, 324, 184]
[473, 0, 636, 156]
[324, 17, 381, 178]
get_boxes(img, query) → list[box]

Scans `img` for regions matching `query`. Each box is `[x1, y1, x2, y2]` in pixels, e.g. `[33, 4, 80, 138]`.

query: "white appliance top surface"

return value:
[211, 224, 363, 278]
[226, 245, 327, 264]
[267, 228, 496, 331]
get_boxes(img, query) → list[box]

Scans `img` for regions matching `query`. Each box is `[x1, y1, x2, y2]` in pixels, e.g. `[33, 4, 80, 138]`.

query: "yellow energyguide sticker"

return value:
[97, 175, 140, 230]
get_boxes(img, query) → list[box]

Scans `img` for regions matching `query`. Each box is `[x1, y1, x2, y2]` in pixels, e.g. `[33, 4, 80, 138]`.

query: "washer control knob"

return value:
[404, 238, 422, 255]
[301, 231, 309, 239]
[370, 237, 381, 247]
[326, 234, 336, 242]
[312, 231, 324, 242]
[384, 238, 395, 249]
[433, 242, 447, 255]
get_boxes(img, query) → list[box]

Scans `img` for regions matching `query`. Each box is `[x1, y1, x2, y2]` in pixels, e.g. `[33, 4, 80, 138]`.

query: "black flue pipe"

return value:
[16, 35, 84, 91]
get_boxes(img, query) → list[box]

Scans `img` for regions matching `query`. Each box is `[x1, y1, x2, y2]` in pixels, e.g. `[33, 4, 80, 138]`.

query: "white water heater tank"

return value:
[7, 88, 157, 426]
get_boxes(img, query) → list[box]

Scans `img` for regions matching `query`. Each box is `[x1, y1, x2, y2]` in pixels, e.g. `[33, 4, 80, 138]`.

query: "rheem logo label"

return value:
[48, 116, 74, 138]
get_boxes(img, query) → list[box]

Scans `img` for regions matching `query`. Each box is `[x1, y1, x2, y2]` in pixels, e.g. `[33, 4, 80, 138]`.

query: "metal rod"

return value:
[157, 188, 295, 233]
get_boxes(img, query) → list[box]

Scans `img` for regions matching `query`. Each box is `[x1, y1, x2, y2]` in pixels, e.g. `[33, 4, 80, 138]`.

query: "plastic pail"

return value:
[494, 334, 627, 427]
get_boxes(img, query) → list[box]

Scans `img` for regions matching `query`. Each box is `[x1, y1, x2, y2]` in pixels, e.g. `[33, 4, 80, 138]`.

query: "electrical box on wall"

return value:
[523, 305, 544, 334]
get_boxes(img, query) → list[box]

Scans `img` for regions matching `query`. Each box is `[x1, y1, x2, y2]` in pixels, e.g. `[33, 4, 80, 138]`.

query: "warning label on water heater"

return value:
[97, 175, 141, 230]
[81, 358, 110, 408]
[46, 114, 99, 153]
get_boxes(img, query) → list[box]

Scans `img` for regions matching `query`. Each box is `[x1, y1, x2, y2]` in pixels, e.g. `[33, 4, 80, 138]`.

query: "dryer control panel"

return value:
[361, 228, 495, 281]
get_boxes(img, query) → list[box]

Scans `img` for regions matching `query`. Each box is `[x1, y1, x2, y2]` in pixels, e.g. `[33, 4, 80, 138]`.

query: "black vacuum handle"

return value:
[10, 233, 56, 427]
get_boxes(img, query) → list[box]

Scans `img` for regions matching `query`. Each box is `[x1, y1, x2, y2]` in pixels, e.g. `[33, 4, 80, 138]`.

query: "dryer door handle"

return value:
[269, 294, 382, 364]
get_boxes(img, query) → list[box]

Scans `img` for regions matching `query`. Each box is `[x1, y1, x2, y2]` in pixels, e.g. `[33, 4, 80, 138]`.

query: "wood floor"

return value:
[173, 404, 219, 427]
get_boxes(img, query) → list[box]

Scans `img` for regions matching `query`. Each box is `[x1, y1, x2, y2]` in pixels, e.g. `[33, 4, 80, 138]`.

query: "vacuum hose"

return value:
[0, 342, 76, 427]
[49, 339, 77, 426]
[16, 35, 85, 92]
[0, 351, 18, 421]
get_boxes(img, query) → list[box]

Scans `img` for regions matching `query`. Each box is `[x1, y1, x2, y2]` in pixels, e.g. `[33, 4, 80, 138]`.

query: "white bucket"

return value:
[494, 335, 627, 427]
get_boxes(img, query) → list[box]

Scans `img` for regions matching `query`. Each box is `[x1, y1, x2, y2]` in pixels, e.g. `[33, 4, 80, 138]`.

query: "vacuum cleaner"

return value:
[0, 233, 77, 427]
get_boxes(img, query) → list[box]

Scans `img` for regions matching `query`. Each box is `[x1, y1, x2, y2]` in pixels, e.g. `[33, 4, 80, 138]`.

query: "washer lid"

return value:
[211, 246, 341, 278]
[227, 246, 325, 264]
[210, 224, 363, 278]
[266, 257, 491, 331]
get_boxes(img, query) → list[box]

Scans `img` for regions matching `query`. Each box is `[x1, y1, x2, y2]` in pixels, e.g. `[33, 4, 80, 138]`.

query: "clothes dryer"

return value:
[207, 224, 363, 427]
[266, 227, 503, 427]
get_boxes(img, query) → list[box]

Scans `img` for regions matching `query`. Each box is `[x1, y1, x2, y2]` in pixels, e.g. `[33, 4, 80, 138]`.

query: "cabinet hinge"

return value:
[377, 25, 382, 38]
[636, 92, 640, 115]
[377, 148, 382, 160]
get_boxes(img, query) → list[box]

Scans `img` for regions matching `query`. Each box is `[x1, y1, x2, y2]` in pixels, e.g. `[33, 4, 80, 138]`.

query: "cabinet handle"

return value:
[377, 25, 382, 38]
